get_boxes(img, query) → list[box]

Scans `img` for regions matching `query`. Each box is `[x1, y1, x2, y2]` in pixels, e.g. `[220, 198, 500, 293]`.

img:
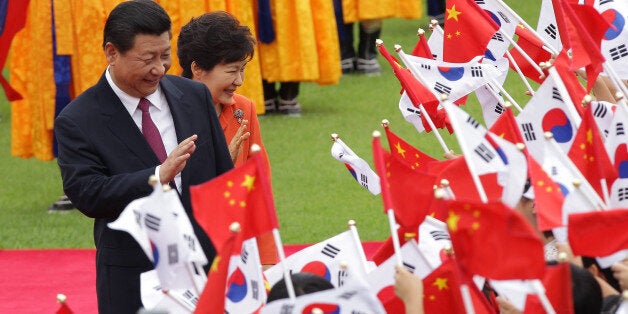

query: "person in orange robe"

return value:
[177, 11, 277, 266]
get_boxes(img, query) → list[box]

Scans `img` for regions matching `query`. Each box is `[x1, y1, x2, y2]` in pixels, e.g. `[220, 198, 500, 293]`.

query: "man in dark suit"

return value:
[54, 1, 233, 313]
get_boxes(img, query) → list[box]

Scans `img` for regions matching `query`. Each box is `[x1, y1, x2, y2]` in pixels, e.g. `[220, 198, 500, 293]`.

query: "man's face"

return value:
[106, 32, 172, 98]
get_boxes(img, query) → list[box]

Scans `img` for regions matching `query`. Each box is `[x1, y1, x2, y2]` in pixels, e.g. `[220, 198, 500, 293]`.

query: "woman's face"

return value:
[194, 60, 246, 105]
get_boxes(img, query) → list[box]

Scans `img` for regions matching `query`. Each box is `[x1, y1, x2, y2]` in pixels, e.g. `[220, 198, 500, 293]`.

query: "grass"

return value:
[0, 0, 539, 249]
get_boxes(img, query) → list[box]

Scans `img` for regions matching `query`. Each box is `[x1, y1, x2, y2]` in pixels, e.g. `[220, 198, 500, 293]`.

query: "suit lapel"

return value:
[95, 74, 160, 166]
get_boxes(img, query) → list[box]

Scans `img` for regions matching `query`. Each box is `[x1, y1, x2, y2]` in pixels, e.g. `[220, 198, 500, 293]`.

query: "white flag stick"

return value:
[186, 262, 207, 295]
[441, 99, 489, 203]
[460, 284, 476, 314]
[163, 290, 195, 313]
[531, 280, 557, 314]
[500, 29, 545, 78]
[392, 45, 451, 154]
[348, 220, 371, 273]
[272, 228, 296, 300]
[505, 49, 535, 97]
[386, 209, 403, 267]
[489, 77, 524, 112]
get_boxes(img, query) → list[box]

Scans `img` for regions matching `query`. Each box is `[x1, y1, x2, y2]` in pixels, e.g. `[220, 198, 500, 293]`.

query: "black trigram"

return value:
[322, 243, 341, 258]
[609, 44, 628, 61]
[405, 106, 422, 117]
[337, 268, 349, 287]
[421, 63, 432, 70]
[466, 116, 480, 129]
[544, 24, 558, 40]
[593, 102, 608, 118]
[403, 262, 416, 273]
[434, 82, 452, 95]
[279, 304, 295, 314]
[492, 32, 504, 42]
[432, 53, 438, 59]
[251, 280, 260, 300]
[241, 245, 249, 264]
[182, 289, 198, 306]
[134, 210, 142, 226]
[600, 0, 614, 6]
[168, 244, 179, 264]
[498, 11, 511, 23]
[338, 290, 358, 300]
[551, 166, 558, 176]
[494, 102, 504, 115]
[474, 143, 495, 163]
[521, 123, 536, 141]
[474, 0, 485, 4]
[616, 122, 625, 136]
[471, 66, 483, 77]
[551, 87, 563, 101]
[183, 234, 196, 251]
[617, 186, 627, 201]
[360, 173, 369, 189]
[144, 213, 161, 231]
[430, 230, 450, 241]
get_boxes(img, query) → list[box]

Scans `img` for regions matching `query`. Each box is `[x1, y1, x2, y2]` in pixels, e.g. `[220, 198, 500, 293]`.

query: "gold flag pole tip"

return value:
[251, 143, 261, 153]
[557, 252, 568, 263]
[347, 219, 356, 227]
[381, 119, 389, 127]
[516, 143, 525, 151]
[162, 184, 172, 192]
[56, 294, 67, 303]
[312, 308, 324, 314]
[417, 28, 425, 36]
[375, 38, 383, 46]
[543, 132, 554, 140]
[229, 222, 241, 233]
[622, 290, 628, 300]
[393, 44, 402, 52]
[434, 188, 446, 199]
[330, 133, 339, 141]
[372, 130, 381, 138]
[340, 261, 349, 270]
[440, 179, 450, 187]
[148, 175, 158, 186]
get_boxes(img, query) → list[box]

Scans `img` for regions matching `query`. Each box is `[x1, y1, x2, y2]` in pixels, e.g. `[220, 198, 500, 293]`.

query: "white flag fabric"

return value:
[489, 132, 528, 207]
[536, 0, 562, 53]
[490, 279, 543, 312]
[427, 26, 444, 61]
[417, 216, 451, 269]
[590, 100, 616, 140]
[516, 76, 579, 160]
[605, 104, 628, 207]
[595, 0, 628, 79]
[140, 270, 198, 313]
[108, 196, 153, 261]
[331, 138, 381, 195]
[398, 91, 427, 134]
[264, 230, 370, 289]
[476, 0, 521, 60]
[225, 238, 266, 313]
[260, 280, 386, 314]
[399, 52, 500, 103]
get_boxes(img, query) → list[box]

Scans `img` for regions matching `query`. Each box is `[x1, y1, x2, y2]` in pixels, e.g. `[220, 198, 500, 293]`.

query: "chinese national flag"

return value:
[553, 51, 588, 114]
[55, 302, 73, 314]
[411, 30, 433, 59]
[191, 152, 278, 251]
[383, 125, 437, 172]
[489, 106, 525, 146]
[439, 199, 546, 280]
[372, 135, 437, 230]
[523, 262, 574, 314]
[378, 42, 439, 114]
[527, 154, 565, 231]
[194, 229, 238, 314]
[509, 25, 550, 84]
[443, 0, 499, 62]
[567, 105, 617, 199]
[568, 209, 628, 257]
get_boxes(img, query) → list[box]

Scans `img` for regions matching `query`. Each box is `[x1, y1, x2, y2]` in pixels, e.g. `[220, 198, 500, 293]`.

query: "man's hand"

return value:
[159, 134, 197, 184]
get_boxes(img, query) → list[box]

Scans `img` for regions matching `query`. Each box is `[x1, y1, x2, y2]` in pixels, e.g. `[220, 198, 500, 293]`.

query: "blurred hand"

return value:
[496, 296, 523, 314]
[394, 265, 424, 314]
[159, 134, 197, 184]
[229, 119, 250, 164]
[611, 260, 628, 291]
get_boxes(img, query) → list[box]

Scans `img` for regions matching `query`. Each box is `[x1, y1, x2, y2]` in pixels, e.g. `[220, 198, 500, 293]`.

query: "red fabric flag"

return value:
[439, 199, 546, 280]
[0, 0, 30, 101]
[527, 154, 565, 231]
[411, 30, 434, 59]
[567, 105, 618, 199]
[523, 262, 574, 314]
[509, 25, 551, 84]
[553, 51, 588, 115]
[372, 135, 438, 230]
[383, 125, 437, 172]
[378, 42, 440, 115]
[423, 257, 496, 314]
[194, 228, 238, 314]
[568, 209, 628, 257]
[55, 300, 73, 314]
[443, 0, 499, 62]
[191, 152, 278, 251]
[489, 106, 525, 146]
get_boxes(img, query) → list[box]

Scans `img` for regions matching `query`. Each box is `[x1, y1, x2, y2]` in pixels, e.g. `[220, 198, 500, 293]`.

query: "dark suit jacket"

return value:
[55, 73, 233, 314]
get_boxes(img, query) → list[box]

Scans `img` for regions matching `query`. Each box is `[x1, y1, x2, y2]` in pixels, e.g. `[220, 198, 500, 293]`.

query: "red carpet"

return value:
[0, 242, 383, 313]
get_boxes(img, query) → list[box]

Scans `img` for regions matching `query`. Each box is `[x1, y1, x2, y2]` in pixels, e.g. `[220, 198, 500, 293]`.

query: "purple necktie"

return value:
[138, 98, 167, 163]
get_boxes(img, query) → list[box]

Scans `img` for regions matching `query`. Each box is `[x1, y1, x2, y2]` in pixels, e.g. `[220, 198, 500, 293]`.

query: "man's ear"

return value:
[104, 42, 118, 65]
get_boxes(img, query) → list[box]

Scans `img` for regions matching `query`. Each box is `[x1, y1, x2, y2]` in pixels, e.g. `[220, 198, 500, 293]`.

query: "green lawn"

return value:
[0, 0, 540, 249]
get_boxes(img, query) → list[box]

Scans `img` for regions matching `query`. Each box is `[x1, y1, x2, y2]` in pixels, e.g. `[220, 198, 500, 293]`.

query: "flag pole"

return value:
[391, 44, 451, 154]
[543, 61, 583, 128]
[504, 49, 536, 97]
[531, 280, 557, 314]
[348, 220, 371, 273]
[488, 77, 524, 112]
[439, 179, 456, 199]
[271, 228, 296, 300]
[441, 97, 489, 203]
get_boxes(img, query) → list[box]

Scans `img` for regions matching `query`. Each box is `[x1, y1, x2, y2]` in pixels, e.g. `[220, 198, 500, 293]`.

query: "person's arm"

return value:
[611, 260, 628, 291]
[394, 265, 424, 314]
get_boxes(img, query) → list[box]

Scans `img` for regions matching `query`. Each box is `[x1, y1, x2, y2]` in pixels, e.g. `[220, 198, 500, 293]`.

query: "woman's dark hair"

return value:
[177, 11, 256, 78]
[267, 272, 335, 303]
[103, 0, 171, 53]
